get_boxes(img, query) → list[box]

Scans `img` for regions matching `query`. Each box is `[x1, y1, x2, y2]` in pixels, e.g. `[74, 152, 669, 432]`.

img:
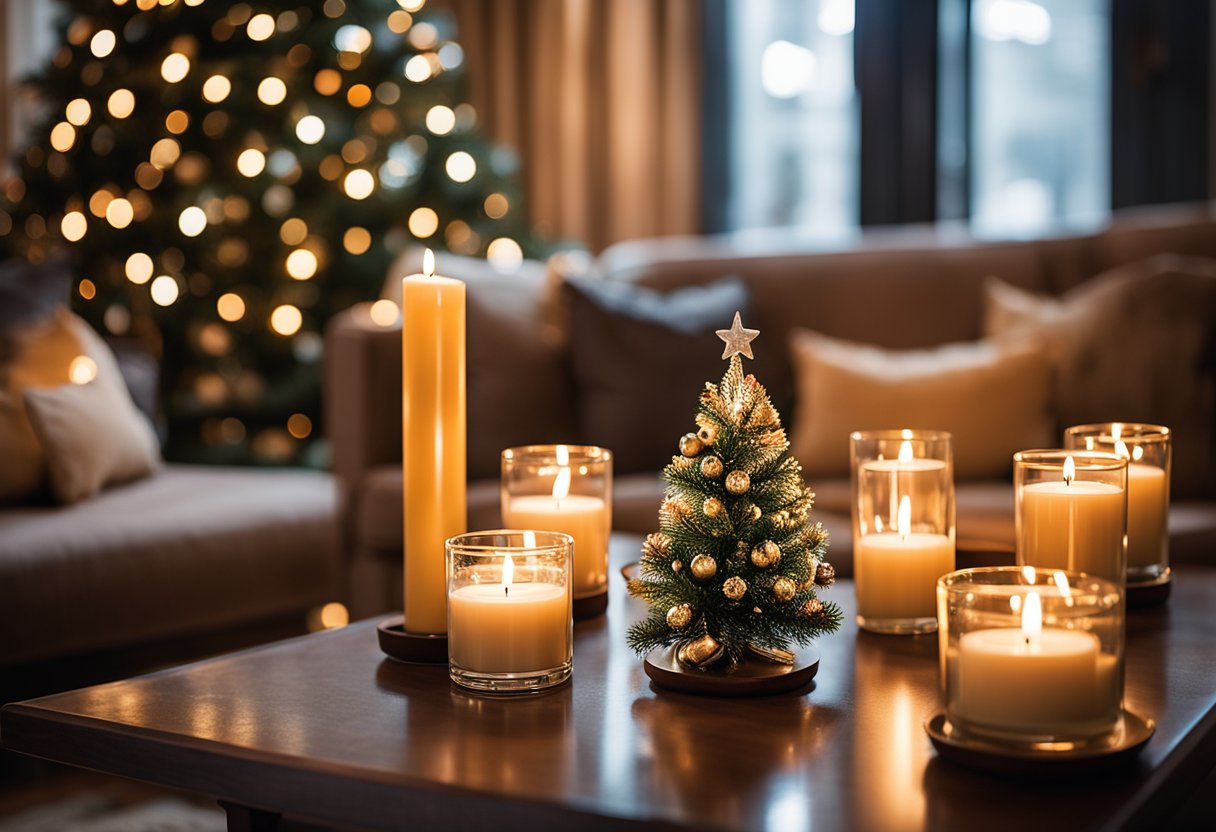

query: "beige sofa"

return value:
[326, 203, 1216, 617]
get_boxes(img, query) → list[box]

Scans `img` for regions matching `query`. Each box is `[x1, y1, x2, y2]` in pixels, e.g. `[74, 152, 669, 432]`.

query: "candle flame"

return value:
[901, 428, 913, 440]
[1021, 565, 1036, 585]
[1111, 423, 1122, 442]
[1021, 591, 1042, 644]
[1132, 444, 1144, 462]
[1063, 455, 1075, 485]
[897, 495, 911, 538]
[898, 440, 913, 464]
[1010, 594, 1021, 614]
[422, 248, 435, 278]
[1114, 440, 1131, 460]
[502, 554, 515, 593]
[1053, 570, 1071, 598]
[552, 444, 572, 501]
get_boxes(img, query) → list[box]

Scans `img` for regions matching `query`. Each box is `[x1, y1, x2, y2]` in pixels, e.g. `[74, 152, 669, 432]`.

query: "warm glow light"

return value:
[165, 110, 189, 133]
[202, 74, 232, 103]
[247, 13, 276, 41]
[343, 169, 374, 199]
[126, 253, 154, 284]
[318, 601, 349, 628]
[346, 84, 372, 107]
[445, 151, 475, 183]
[50, 122, 76, 152]
[1063, 455, 1075, 485]
[90, 30, 117, 58]
[65, 99, 92, 126]
[105, 198, 134, 228]
[150, 138, 181, 168]
[399, 0, 426, 10]
[343, 226, 371, 254]
[258, 77, 288, 105]
[1021, 564, 1037, 584]
[404, 54, 432, 83]
[295, 114, 325, 144]
[178, 206, 207, 236]
[425, 105, 455, 135]
[78, 279, 96, 300]
[423, 248, 435, 277]
[501, 554, 515, 590]
[150, 275, 180, 306]
[898, 440, 913, 463]
[1053, 571, 1071, 598]
[61, 211, 87, 241]
[335, 24, 372, 53]
[1021, 590, 1042, 644]
[897, 495, 911, 538]
[270, 304, 303, 336]
[553, 445, 572, 500]
[369, 299, 399, 326]
[108, 89, 136, 118]
[237, 148, 266, 177]
[161, 53, 191, 83]
[69, 355, 98, 384]
[407, 206, 438, 237]
[1114, 440, 1131, 460]
[486, 237, 523, 272]
[285, 248, 318, 279]
[1111, 423, 1122, 443]
[217, 292, 246, 321]
[288, 412, 314, 439]
[1132, 445, 1144, 462]
[483, 193, 508, 218]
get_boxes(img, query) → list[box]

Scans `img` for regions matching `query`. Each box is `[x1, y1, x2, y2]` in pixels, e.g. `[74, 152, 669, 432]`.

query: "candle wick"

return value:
[505, 586, 509, 598]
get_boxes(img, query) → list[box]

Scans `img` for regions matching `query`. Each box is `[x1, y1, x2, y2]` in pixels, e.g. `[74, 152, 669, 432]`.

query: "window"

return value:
[725, 0, 859, 233]
[969, 0, 1110, 236]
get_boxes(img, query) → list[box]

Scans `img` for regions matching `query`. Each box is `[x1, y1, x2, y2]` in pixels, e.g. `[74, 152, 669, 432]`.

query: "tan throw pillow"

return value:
[0, 309, 85, 501]
[982, 254, 1216, 498]
[21, 311, 160, 504]
[788, 329, 1053, 480]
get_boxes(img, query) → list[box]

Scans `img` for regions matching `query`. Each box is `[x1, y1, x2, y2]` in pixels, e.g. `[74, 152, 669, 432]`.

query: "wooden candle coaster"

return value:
[643, 645, 819, 697]
[376, 616, 448, 664]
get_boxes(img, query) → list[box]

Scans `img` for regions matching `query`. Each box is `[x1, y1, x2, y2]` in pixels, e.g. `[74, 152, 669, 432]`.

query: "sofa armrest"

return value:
[324, 307, 402, 491]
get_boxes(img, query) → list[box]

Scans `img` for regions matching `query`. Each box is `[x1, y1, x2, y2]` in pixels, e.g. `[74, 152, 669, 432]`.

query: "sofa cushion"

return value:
[563, 275, 752, 475]
[983, 255, 1216, 498]
[0, 464, 337, 665]
[354, 466, 504, 555]
[23, 311, 160, 504]
[788, 328, 1054, 480]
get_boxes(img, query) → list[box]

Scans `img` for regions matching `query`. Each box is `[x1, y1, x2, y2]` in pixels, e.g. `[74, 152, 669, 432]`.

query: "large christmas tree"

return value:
[628, 314, 842, 670]
[0, 0, 542, 464]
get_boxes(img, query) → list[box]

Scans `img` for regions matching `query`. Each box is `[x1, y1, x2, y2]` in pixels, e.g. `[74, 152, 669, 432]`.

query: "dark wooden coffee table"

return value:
[3, 536, 1215, 831]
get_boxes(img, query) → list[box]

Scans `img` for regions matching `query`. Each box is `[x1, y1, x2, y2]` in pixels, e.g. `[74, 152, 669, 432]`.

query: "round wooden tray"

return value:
[643, 645, 819, 697]
[574, 590, 608, 620]
[925, 709, 1155, 776]
[376, 617, 448, 664]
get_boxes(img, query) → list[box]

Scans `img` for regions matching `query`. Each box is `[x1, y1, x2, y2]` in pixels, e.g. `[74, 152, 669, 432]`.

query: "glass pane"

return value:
[726, 0, 859, 233]
[970, 0, 1110, 236]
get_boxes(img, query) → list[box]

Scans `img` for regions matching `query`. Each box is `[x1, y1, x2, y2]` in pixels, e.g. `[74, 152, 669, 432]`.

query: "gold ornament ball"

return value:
[723, 575, 747, 601]
[697, 423, 718, 445]
[751, 540, 781, 568]
[773, 576, 796, 602]
[666, 603, 693, 629]
[679, 433, 704, 457]
[690, 554, 718, 580]
[703, 497, 724, 518]
[816, 561, 836, 587]
[748, 504, 762, 522]
[725, 470, 750, 495]
[700, 455, 723, 478]
[801, 597, 824, 617]
[672, 559, 682, 573]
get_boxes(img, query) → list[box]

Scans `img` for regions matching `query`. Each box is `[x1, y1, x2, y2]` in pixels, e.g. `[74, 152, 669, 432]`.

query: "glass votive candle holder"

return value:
[937, 567, 1124, 748]
[501, 445, 612, 616]
[1064, 423, 1170, 588]
[850, 429, 956, 635]
[1014, 450, 1127, 584]
[446, 530, 573, 694]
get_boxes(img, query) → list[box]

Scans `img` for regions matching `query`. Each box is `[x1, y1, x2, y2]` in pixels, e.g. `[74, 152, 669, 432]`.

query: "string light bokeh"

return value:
[0, 0, 544, 465]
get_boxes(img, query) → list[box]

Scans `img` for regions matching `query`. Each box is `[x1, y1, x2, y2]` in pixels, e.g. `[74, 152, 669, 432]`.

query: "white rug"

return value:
[0, 795, 224, 832]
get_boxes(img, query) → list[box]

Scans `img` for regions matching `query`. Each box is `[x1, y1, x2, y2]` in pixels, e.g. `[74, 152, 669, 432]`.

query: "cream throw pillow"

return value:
[982, 254, 1216, 497]
[788, 329, 1053, 480]
[18, 309, 160, 504]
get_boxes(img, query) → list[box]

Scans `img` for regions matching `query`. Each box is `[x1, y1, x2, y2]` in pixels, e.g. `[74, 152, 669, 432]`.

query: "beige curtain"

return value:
[442, 0, 702, 252]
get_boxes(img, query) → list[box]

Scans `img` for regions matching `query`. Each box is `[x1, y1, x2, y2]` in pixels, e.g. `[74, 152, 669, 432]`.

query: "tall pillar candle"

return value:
[402, 250, 466, 634]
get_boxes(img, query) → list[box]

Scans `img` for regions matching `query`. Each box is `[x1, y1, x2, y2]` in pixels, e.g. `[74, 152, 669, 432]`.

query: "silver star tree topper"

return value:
[716, 311, 760, 360]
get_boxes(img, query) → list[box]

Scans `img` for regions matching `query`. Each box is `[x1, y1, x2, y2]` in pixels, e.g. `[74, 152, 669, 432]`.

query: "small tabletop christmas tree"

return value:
[628, 313, 842, 672]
